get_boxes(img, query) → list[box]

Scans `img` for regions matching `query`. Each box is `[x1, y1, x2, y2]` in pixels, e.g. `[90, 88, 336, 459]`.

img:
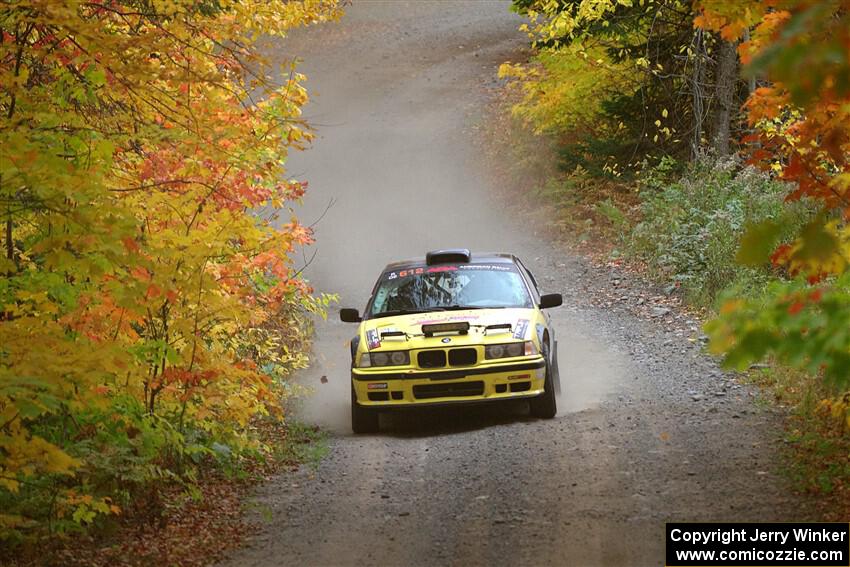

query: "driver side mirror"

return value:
[539, 293, 563, 309]
[340, 308, 362, 323]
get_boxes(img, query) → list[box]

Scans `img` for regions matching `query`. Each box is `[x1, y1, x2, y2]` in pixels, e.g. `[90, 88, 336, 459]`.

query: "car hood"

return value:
[361, 307, 537, 350]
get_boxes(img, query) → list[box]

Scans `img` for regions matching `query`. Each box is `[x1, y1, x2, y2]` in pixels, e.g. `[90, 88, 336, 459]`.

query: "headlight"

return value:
[365, 350, 409, 367]
[506, 342, 524, 357]
[485, 341, 535, 360]
[389, 351, 409, 365]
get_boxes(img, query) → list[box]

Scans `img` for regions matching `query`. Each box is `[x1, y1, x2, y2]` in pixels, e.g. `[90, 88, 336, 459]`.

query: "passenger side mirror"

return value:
[539, 293, 563, 309]
[340, 308, 362, 323]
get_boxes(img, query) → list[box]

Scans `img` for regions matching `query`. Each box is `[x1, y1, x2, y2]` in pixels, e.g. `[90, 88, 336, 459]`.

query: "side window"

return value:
[516, 259, 540, 299]
[364, 274, 385, 318]
[525, 268, 539, 290]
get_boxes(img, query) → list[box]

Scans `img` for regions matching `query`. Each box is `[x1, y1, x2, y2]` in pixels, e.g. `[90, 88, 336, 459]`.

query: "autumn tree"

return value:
[700, 1, 850, 390]
[0, 0, 338, 538]
[504, 0, 748, 173]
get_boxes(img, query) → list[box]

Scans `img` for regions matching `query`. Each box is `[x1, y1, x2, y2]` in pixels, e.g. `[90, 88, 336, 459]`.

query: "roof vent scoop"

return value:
[426, 248, 471, 265]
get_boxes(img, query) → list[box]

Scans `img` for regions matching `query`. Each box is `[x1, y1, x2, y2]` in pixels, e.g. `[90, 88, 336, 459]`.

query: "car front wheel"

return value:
[529, 342, 557, 419]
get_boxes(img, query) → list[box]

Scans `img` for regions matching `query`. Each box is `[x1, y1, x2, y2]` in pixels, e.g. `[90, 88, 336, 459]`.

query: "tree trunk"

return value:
[3, 174, 13, 269]
[712, 39, 739, 157]
[690, 29, 707, 160]
[5, 214, 11, 264]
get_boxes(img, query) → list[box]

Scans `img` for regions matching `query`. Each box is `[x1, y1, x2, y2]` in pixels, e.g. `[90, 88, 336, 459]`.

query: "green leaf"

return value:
[725, 329, 776, 370]
[794, 218, 840, 263]
[736, 220, 783, 266]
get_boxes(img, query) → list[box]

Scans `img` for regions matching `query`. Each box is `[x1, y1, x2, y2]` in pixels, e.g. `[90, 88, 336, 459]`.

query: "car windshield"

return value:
[368, 263, 532, 317]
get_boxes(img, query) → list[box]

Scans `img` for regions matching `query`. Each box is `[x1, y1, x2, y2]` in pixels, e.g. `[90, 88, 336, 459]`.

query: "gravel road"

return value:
[220, 2, 812, 565]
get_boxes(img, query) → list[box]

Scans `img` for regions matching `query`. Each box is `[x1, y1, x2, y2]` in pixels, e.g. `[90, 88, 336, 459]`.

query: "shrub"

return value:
[629, 158, 814, 307]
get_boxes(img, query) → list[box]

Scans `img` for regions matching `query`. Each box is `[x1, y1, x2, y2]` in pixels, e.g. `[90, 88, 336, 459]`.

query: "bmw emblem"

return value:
[441, 337, 451, 343]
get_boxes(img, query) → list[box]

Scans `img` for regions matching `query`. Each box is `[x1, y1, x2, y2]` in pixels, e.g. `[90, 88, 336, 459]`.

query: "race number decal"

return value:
[384, 267, 424, 280]
[366, 329, 381, 350]
[513, 319, 530, 340]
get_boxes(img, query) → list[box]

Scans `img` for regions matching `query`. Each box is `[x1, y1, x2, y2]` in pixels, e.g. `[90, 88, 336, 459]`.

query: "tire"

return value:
[351, 384, 379, 434]
[551, 339, 562, 395]
[530, 341, 557, 419]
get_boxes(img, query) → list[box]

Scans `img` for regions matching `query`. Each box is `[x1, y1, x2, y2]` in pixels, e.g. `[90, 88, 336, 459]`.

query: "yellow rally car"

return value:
[340, 249, 562, 433]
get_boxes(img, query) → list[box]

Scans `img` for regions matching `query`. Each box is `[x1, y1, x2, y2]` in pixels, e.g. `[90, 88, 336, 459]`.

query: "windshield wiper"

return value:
[441, 305, 503, 311]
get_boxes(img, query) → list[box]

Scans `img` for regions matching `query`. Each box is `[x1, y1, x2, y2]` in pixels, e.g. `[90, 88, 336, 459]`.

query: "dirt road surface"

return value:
[221, 2, 811, 565]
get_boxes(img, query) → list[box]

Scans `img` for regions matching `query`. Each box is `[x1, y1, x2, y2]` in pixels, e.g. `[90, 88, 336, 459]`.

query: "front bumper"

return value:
[352, 357, 546, 407]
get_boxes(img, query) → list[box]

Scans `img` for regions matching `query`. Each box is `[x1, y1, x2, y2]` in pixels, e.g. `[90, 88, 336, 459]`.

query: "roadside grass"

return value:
[4, 419, 328, 567]
[490, 94, 848, 518]
[535, 170, 639, 252]
[272, 421, 329, 472]
[746, 366, 850, 520]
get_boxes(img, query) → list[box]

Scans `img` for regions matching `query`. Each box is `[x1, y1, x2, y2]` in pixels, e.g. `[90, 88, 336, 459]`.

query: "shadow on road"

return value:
[370, 400, 539, 438]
